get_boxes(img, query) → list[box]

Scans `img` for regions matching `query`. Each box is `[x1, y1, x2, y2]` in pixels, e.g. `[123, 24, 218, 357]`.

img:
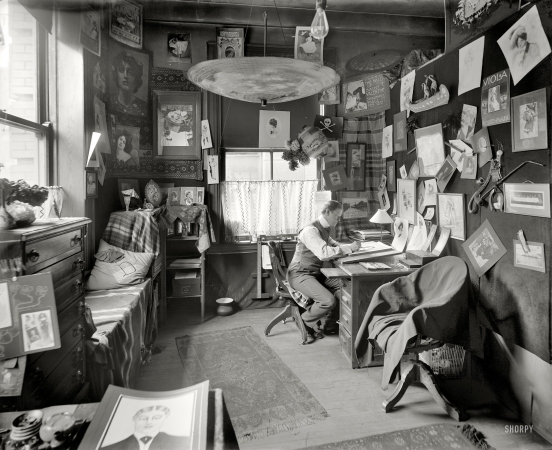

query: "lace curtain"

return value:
[221, 180, 318, 240]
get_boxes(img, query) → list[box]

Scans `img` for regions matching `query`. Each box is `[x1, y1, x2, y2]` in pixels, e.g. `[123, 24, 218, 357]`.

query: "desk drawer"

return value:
[340, 303, 352, 334]
[341, 290, 352, 310]
[339, 326, 352, 362]
[25, 229, 83, 271]
[340, 277, 352, 296]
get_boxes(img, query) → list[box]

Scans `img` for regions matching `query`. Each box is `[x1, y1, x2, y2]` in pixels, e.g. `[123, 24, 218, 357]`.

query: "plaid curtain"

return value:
[334, 112, 386, 240]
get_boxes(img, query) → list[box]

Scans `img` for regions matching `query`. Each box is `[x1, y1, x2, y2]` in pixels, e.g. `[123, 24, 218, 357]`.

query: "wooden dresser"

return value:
[0, 218, 91, 412]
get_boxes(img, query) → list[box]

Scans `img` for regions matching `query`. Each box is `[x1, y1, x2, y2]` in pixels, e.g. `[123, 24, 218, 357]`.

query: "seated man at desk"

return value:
[287, 200, 361, 339]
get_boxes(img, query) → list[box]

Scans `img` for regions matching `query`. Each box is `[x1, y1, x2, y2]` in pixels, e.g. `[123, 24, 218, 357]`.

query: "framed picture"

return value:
[182, 187, 197, 205]
[481, 69, 510, 127]
[294, 26, 323, 63]
[318, 85, 340, 105]
[113, 124, 140, 168]
[107, 39, 150, 118]
[457, 104, 477, 142]
[323, 164, 348, 191]
[118, 178, 141, 210]
[397, 179, 416, 224]
[393, 110, 407, 152]
[109, 0, 143, 49]
[86, 171, 98, 199]
[201, 120, 213, 150]
[415, 124, 445, 177]
[504, 183, 551, 218]
[511, 88, 548, 152]
[461, 154, 478, 179]
[435, 156, 457, 192]
[196, 187, 205, 205]
[21, 309, 57, 353]
[377, 189, 391, 211]
[342, 198, 369, 219]
[343, 72, 390, 118]
[217, 27, 244, 58]
[167, 187, 182, 206]
[462, 219, 506, 277]
[259, 111, 290, 148]
[437, 193, 466, 240]
[386, 160, 396, 192]
[80, 7, 101, 56]
[513, 240, 545, 273]
[153, 90, 201, 160]
[167, 33, 191, 64]
[346, 143, 366, 191]
[324, 140, 340, 162]
[382, 125, 393, 158]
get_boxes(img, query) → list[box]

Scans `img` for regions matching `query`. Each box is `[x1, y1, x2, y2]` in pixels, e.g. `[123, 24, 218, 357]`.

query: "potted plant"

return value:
[282, 125, 329, 171]
[0, 179, 49, 228]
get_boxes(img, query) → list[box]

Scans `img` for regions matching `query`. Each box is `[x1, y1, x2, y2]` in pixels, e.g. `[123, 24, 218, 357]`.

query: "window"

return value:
[0, 0, 50, 186]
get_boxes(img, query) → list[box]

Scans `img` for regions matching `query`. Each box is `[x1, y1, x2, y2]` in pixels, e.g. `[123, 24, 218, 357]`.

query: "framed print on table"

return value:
[504, 183, 551, 218]
[397, 179, 416, 224]
[511, 88, 548, 152]
[346, 143, 366, 191]
[153, 90, 201, 160]
[437, 193, 466, 240]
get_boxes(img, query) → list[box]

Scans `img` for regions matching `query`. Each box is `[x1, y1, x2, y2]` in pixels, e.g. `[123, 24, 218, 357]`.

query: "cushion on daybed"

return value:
[86, 240, 155, 291]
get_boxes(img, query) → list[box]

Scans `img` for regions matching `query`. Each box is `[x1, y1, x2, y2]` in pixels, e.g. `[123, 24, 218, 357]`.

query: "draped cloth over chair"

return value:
[355, 256, 476, 390]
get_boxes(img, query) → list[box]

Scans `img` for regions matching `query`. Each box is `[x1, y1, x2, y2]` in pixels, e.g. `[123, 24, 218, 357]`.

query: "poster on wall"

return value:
[314, 115, 343, 139]
[343, 198, 369, 219]
[458, 36, 484, 96]
[324, 140, 340, 162]
[497, 5, 551, 86]
[481, 69, 510, 127]
[217, 28, 244, 59]
[167, 33, 191, 64]
[318, 85, 340, 105]
[343, 73, 390, 118]
[294, 27, 324, 63]
[107, 39, 151, 118]
[399, 70, 416, 116]
[80, 7, 101, 56]
[511, 88, 548, 152]
[258, 111, 290, 148]
[109, 0, 143, 49]
[393, 110, 407, 152]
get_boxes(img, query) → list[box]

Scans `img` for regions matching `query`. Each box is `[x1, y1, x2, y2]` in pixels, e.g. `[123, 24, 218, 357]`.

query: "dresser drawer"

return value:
[25, 229, 84, 272]
[340, 302, 352, 334]
[58, 298, 85, 336]
[341, 290, 352, 310]
[341, 277, 352, 297]
[54, 273, 85, 311]
[339, 326, 352, 362]
[40, 252, 85, 289]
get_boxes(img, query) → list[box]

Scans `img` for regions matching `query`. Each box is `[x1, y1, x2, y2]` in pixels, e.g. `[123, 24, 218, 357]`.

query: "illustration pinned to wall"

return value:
[406, 211, 428, 251]
[392, 217, 409, 252]
[318, 85, 340, 105]
[343, 198, 369, 219]
[201, 120, 213, 149]
[462, 219, 507, 277]
[457, 104, 477, 142]
[80, 7, 101, 56]
[408, 160, 420, 181]
[346, 143, 366, 191]
[109, 0, 143, 49]
[400, 70, 416, 116]
[504, 183, 551, 218]
[438, 193, 466, 241]
[458, 36, 484, 96]
[470, 126, 492, 167]
[259, 111, 290, 148]
[417, 180, 425, 213]
[481, 69, 510, 127]
[207, 155, 219, 184]
[167, 33, 191, 64]
[0, 356, 27, 397]
[424, 179, 437, 206]
[294, 26, 323, 63]
[93, 96, 110, 154]
[382, 125, 393, 158]
[415, 123, 445, 177]
[461, 154, 478, 179]
[449, 139, 473, 172]
[93, 60, 107, 94]
[513, 240, 545, 273]
[393, 110, 407, 151]
[324, 140, 340, 162]
[397, 179, 416, 224]
[323, 164, 349, 191]
[217, 27, 244, 59]
[511, 88, 548, 152]
[377, 189, 390, 211]
[113, 125, 140, 167]
[314, 115, 343, 139]
[108, 39, 150, 118]
[386, 160, 396, 192]
[435, 156, 457, 192]
[497, 5, 551, 85]
[399, 165, 408, 179]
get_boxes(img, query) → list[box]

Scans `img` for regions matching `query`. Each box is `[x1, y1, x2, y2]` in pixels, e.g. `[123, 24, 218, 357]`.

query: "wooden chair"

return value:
[264, 241, 311, 345]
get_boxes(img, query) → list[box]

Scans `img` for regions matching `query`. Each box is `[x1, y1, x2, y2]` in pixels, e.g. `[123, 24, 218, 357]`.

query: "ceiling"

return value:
[143, 0, 446, 18]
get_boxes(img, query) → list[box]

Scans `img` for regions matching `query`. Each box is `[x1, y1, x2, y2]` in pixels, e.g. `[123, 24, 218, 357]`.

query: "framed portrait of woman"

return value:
[108, 39, 151, 118]
[153, 90, 202, 160]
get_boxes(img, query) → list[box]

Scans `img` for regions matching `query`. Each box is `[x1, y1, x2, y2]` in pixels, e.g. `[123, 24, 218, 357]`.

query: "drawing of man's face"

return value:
[134, 408, 169, 435]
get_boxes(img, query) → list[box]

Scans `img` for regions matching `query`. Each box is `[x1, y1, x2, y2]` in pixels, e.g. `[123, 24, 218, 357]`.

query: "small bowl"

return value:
[216, 298, 235, 316]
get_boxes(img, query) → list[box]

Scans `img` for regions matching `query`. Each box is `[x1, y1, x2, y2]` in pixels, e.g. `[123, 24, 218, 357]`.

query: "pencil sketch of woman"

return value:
[510, 26, 540, 70]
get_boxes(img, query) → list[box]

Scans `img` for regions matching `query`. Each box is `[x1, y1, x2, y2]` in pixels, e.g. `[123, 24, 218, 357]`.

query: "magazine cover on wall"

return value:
[481, 69, 510, 127]
[153, 90, 201, 160]
[108, 39, 151, 118]
[294, 26, 323, 63]
[511, 88, 548, 152]
[259, 111, 290, 148]
[497, 5, 551, 85]
[167, 33, 191, 64]
[217, 27, 244, 58]
[346, 143, 366, 191]
[80, 7, 101, 56]
[343, 73, 390, 117]
[109, 0, 142, 49]
[393, 110, 407, 151]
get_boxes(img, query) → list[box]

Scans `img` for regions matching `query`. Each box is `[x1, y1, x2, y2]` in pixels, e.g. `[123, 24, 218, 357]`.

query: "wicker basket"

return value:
[421, 344, 466, 379]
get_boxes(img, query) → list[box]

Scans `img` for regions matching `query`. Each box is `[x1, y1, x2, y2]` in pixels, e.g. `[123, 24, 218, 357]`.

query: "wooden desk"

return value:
[322, 254, 415, 369]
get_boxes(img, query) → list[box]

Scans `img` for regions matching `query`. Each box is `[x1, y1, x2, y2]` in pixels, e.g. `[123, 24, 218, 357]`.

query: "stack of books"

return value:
[169, 258, 202, 269]
[350, 229, 392, 243]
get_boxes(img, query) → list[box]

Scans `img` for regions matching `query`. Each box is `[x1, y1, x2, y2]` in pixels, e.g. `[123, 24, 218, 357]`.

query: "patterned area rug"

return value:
[176, 326, 328, 442]
[303, 424, 495, 450]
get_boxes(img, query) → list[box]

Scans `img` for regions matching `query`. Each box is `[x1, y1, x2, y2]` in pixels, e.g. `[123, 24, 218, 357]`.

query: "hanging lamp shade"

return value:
[187, 57, 340, 104]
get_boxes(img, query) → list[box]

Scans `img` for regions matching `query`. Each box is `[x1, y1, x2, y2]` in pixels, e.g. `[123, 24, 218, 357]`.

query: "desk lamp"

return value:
[369, 209, 393, 241]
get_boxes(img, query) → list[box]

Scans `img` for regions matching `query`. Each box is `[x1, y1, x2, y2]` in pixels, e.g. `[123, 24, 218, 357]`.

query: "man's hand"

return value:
[351, 241, 361, 252]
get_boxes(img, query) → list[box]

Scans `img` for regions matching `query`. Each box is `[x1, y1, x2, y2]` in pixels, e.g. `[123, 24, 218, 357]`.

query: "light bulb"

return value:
[310, 6, 329, 39]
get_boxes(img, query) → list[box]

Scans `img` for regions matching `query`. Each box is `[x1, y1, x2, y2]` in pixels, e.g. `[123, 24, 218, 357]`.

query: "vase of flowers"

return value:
[0, 179, 49, 228]
[282, 126, 329, 171]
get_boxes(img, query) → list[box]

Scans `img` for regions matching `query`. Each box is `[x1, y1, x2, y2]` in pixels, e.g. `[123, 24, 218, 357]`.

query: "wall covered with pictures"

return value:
[383, 3, 552, 438]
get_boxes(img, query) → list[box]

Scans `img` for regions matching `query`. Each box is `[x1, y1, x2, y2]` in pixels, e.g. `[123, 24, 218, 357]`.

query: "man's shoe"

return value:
[324, 323, 339, 335]
[304, 323, 324, 340]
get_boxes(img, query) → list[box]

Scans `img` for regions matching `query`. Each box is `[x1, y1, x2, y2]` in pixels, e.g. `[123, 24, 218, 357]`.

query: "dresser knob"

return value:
[70, 235, 82, 247]
[72, 347, 83, 363]
[32, 367, 44, 382]
[74, 258, 85, 270]
[74, 280, 83, 293]
[77, 301, 85, 315]
[75, 370, 84, 384]
[28, 248, 40, 262]
[73, 324, 84, 337]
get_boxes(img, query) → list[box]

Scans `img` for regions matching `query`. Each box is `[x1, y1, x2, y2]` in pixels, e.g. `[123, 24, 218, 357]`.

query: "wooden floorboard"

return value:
[135, 308, 552, 450]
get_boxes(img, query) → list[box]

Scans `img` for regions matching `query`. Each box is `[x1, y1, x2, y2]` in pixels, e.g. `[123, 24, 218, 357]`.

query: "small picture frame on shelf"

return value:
[86, 171, 98, 199]
[196, 187, 205, 204]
